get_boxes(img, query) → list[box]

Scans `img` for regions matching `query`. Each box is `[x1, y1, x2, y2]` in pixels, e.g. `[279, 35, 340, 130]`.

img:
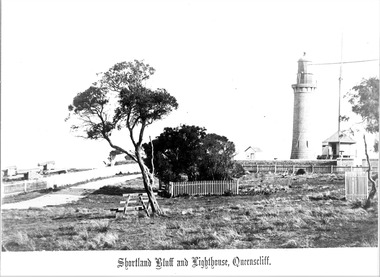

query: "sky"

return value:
[1, 0, 379, 169]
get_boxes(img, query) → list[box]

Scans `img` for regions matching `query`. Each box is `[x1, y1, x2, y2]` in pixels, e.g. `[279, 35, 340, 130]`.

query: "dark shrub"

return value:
[230, 162, 246, 178]
[223, 189, 233, 196]
[296, 168, 306, 175]
[92, 185, 144, 195]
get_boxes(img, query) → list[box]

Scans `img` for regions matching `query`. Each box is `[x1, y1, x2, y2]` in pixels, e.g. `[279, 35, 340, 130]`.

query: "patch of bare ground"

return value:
[1, 172, 139, 204]
[1, 173, 378, 251]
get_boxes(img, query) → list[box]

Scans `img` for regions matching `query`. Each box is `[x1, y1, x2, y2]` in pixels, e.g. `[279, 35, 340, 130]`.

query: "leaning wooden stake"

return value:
[363, 134, 377, 209]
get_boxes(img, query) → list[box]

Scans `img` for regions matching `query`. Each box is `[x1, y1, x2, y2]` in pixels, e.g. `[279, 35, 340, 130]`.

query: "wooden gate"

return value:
[111, 193, 157, 217]
[345, 172, 368, 201]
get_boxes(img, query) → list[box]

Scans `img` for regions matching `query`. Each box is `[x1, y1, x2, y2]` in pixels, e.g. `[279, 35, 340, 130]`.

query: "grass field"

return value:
[1, 173, 378, 251]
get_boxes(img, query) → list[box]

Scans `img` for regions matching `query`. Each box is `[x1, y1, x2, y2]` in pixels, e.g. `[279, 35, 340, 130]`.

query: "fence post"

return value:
[24, 182, 27, 193]
[311, 165, 314, 173]
[257, 164, 259, 173]
[331, 165, 333, 174]
[169, 182, 174, 197]
[292, 165, 295, 174]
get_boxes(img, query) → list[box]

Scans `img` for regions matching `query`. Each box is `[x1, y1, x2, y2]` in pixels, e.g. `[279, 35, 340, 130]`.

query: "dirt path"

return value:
[1, 174, 141, 210]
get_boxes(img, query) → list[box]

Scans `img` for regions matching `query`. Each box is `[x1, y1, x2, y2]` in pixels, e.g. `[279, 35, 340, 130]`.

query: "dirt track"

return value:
[1, 174, 141, 210]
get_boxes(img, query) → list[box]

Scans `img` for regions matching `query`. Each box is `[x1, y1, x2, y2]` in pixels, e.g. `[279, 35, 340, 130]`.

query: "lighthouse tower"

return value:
[290, 53, 317, 159]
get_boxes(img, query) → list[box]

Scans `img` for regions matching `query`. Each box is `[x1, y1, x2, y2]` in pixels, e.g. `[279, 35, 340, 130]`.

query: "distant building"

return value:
[320, 131, 356, 159]
[17, 168, 42, 180]
[2, 166, 17, 177]
[38, 161, 55, 171]
[37, 161, 67, 175]
[235, 146, 263, 160]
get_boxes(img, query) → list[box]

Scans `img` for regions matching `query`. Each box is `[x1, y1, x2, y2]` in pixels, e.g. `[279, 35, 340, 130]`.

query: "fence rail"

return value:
[2, 164, 141, 198]
[164, 180, 239, 197]
[243, 164, 378, 174]
[2, 180, 48, 196]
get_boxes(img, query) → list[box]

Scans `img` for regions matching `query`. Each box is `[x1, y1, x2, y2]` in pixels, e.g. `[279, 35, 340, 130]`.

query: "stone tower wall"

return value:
[290, 54, 317, 159]
[290, 86, 315, 159]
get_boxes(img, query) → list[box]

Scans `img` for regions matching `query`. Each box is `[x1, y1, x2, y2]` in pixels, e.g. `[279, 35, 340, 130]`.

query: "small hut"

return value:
[3, 166, 17, 177]
[235, 146, 263, 160]
[38, 161, 55, 172]
[322, 131, 356, 159]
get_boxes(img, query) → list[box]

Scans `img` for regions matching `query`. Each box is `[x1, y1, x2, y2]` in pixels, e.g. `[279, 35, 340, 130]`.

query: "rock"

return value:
[281, 239, 298, 248]
[181, 208, 193, 215]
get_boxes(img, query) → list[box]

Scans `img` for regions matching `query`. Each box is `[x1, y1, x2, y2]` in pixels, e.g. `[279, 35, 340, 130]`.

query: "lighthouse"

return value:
[290, 53, 317, 159]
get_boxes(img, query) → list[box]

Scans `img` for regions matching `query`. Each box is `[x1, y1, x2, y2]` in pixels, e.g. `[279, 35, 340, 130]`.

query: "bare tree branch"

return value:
[150, 136, 155, 176]
[363, 134, 377, 209]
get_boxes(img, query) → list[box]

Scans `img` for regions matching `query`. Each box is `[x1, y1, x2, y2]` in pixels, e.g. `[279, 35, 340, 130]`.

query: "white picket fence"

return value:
[166, 180, 239, 197]
[345, 171, 368, 201]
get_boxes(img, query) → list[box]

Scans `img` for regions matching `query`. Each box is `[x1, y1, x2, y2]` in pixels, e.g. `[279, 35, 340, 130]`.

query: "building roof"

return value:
[322, 131, 356, 144]
[38, 161, 55, 166]
[244, 146, 262, 153]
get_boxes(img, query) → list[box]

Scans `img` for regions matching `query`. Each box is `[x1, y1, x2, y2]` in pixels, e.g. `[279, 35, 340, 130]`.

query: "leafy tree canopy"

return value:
[345, 77, 379, 151]
[67, 60, 178, 214]
[143, 125, 206, 182]
[143, 125, 240, 182]
[198, 133, 236, 181]
[345, 77, 379, 134]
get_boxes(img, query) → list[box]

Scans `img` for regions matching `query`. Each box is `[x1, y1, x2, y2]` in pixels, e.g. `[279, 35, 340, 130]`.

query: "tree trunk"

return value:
[363, 135, 377, 209]
[135, 147, 163, 215]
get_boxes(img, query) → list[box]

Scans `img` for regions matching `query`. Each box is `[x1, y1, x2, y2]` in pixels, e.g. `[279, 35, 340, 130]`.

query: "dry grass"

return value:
[1, 173, 378, 251]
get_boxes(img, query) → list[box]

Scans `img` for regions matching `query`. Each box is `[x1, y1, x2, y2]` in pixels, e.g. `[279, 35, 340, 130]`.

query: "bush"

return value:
[92, 185, 144, 195]
[296, 169, 306, 175]
[230, 162, 246, 178]
[223, 189, 234, 196]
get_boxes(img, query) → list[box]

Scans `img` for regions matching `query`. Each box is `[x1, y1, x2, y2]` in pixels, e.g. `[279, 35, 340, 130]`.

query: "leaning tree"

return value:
[66, 60, 178, 215]
[345, 77, 379, 209]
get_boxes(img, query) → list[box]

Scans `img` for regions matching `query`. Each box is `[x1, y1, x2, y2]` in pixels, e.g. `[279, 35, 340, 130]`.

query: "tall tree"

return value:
[198, 133, 236, 180]
[345, 77, 379, 209]
[143, 125, 237, 182]
[67, 60, 178, 214]
[143, 125, 206, 182]
[345, 77, 379, 150]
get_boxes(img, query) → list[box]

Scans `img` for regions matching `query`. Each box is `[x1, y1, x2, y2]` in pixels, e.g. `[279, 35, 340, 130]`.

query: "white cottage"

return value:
[235, 146, 263, 160]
